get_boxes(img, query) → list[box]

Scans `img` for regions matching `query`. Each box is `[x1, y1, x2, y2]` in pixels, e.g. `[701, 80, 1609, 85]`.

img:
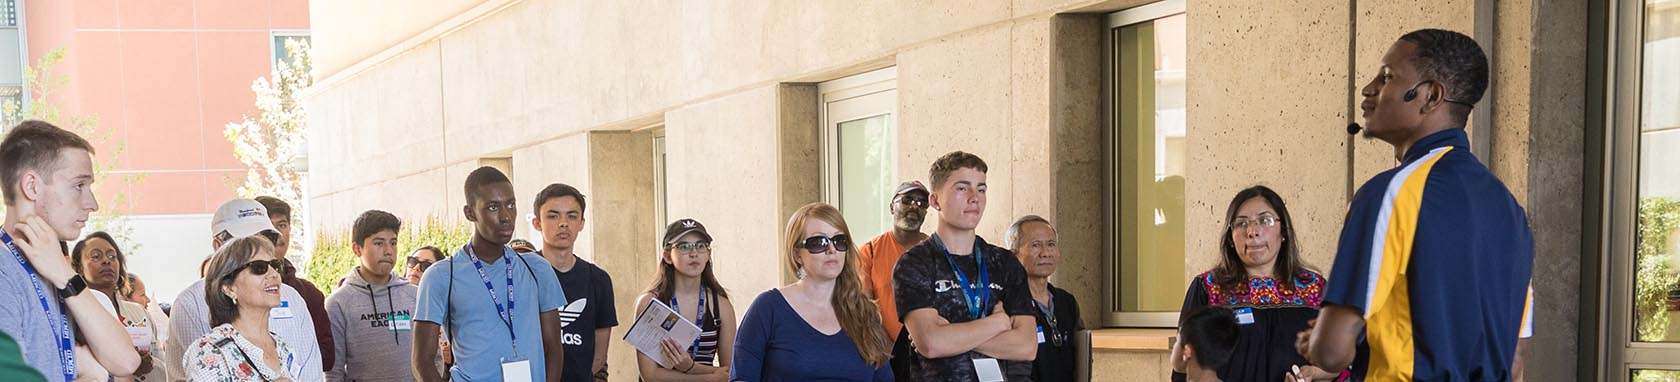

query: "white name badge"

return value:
[125, 327, 153, 352]
[1234, 307, 1256, 325]
[270, 301, 296, 319]
[1035, 325, 1047, 344]
[390, 313, 414, 332]
[973, 357, 1005, 382]
[501, 357, 533, 382]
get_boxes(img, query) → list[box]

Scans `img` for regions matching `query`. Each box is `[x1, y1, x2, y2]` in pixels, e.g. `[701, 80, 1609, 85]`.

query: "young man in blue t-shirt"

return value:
[412, 166, 569, 381]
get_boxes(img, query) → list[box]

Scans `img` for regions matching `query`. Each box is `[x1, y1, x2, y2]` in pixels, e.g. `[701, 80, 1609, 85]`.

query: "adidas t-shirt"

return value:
[547, 254, 618, 381]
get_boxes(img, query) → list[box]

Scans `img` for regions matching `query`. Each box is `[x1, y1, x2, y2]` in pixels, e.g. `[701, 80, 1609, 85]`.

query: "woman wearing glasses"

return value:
[184, 236, 302, 381]
[1170, 186, 1338, 382]
[72, 232, 166, 381]
[404, 246, 445, 285]
[634, 218, 736, 381]
[1004, 215, 1082, 382]
[732, 203, 893, 381]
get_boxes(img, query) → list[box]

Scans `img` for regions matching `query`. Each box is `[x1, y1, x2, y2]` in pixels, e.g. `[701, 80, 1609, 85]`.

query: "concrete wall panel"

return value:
[1184, 0, 1352, 280]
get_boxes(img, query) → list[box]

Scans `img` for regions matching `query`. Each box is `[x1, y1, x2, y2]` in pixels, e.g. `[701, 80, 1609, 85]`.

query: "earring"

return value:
[796, 268, 806, 280]
[229, 294, 238, 305]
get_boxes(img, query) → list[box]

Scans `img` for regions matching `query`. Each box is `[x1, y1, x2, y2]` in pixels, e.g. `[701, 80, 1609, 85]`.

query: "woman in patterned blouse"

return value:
[1171, 185, 1340, 382]
[183, 236, 301, 382]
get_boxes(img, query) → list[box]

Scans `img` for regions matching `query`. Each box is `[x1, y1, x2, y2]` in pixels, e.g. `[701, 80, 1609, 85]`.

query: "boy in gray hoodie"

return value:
[327, 210, 420, 382]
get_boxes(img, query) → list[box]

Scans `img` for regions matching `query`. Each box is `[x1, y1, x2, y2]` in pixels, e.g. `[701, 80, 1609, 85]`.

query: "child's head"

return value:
[1179, 306, 1240, 375]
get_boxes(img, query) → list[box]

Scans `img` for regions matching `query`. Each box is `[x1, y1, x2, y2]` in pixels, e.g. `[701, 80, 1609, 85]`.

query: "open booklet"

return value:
[623, 297, 703, 368]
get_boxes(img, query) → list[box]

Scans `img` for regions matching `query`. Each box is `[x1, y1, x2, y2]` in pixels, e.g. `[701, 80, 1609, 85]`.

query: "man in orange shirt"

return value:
[856, 180, 929, 380]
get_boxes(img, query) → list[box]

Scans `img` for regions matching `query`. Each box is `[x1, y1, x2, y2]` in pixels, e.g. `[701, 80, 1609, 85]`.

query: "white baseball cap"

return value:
[211, 199, 276, 249]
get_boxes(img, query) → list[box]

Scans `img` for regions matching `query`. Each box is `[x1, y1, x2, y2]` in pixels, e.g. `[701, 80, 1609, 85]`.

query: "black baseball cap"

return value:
[662, 218, 713, 247]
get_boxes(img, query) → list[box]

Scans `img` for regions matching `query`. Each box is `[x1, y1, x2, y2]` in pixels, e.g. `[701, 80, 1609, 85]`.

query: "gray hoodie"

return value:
[326, 267, 420, 382]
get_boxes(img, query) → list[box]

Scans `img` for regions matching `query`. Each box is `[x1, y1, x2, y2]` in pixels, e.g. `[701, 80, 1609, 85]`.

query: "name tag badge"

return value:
[501, 356, 533, 382]
[1035, 325, 1047, 344]
[125, 327, 153, 352]
[269, 301, 296, 320]
[1234, 307, 1256, 325]
[973, 358, 1005, 382]
[391, 313, 414, 332]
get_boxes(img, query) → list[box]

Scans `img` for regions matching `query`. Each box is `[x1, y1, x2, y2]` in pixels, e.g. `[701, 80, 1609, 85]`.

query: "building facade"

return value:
[305, 0, 1672, 380]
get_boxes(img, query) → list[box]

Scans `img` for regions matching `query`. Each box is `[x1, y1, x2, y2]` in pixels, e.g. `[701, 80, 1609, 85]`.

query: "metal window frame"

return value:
[1102, 0, 1186, 329]
[269, 30, 310, 70]
[1600, 0, 1680, 379]
[817, 67, 899, 213]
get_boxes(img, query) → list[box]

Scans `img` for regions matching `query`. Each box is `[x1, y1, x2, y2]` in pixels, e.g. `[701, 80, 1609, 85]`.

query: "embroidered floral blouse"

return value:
[182, 324, 299, 382]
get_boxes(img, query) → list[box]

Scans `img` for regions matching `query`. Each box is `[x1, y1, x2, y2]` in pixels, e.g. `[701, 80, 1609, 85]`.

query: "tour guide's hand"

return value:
[1285, 364, 1339, 382]
[13, 216, 76, 288]
[1295, 319, 1317, 359]
[660, 337, 696, 372]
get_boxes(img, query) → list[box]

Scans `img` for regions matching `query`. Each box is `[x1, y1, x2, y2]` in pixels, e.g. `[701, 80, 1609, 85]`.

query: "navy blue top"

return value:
[731, 289, 893, 382]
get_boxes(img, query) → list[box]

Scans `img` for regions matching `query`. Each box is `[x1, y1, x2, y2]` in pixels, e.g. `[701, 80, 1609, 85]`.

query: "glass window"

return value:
[272, 34, 311, 66]
[1634, 369, 1680, 382]
[1635, 0, 1680, 345]
[820, 68, 898, 239]
[1106, 3, 1187, 326]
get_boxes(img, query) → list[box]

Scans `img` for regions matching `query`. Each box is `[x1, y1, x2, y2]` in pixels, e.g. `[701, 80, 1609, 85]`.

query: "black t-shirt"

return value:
[893, 234, 1035, 382]
[1032, 285, 1083, 382]
[546, 254, 618, 382]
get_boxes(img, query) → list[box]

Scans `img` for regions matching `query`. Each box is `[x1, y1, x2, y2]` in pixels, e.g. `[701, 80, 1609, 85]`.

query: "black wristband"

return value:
[58, 275, 86, 299]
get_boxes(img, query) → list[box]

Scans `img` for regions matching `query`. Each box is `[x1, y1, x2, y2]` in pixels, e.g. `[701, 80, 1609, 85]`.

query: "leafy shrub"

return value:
[305, 217, 473, 295]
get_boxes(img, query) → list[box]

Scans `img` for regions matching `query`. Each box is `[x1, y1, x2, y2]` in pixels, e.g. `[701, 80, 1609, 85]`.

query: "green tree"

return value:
[0, 48, 142, 248]
[227, 37, 311, 261]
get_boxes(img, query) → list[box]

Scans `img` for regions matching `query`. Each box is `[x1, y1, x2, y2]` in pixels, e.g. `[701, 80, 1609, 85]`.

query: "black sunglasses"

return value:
[800, 234, 852, 254]
[407, 256, 435, 271]
[223, 259, 287, 279]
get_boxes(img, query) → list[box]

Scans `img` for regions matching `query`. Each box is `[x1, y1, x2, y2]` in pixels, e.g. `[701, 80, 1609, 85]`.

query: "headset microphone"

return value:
[1347, 123, 1362, 135]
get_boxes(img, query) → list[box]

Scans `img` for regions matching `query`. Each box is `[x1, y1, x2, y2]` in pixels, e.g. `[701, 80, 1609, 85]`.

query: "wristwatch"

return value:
[57, 275, 86, 299]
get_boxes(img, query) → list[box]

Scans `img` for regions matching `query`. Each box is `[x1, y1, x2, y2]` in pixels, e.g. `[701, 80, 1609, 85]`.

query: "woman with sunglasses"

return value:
[1003, 215, 1082, 382]
[732, 203, 892, 381]
[72, 232, 166, 381]
[183, 235, 303, 381]
[404, 246, 445, 285]
[1170, 186, 1338, 382]
[634, 218, 735, 381]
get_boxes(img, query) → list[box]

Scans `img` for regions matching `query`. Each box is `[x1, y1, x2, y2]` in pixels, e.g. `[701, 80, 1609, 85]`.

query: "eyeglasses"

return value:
[407, 256, 435, 272]
[85, 251, 119, 263]
[800, 234, 852, 254]
[1229, 215, 1280, 231]
[670, 241, 713, 254]
[222, 259, 288, 279]
[896, 195, 929, 208]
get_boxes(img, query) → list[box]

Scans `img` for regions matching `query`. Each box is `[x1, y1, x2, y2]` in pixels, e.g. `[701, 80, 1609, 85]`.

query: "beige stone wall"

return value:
[305, 0, 1588, 380]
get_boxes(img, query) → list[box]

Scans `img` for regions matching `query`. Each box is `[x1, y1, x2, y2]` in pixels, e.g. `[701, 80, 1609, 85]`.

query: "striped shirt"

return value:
[1323, 128, 1533, 380]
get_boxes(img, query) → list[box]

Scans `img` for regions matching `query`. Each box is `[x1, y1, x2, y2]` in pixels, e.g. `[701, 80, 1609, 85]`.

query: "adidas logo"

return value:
[558, 298, 588, 328]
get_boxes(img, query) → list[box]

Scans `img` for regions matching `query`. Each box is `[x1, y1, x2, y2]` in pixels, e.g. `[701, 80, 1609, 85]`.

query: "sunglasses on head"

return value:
[800, 234, 852, 254]
[222, 259, 288, 279]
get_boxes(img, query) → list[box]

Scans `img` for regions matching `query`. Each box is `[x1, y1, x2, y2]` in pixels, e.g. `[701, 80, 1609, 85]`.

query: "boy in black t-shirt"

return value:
[531, 183, 618, 381]
[893, 151, 1038, 382]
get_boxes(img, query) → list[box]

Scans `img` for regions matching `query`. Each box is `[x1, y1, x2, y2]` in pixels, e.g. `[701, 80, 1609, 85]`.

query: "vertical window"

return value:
[0, 0, 25, 128]
[1105, 1, 1187, 327]
[1607, 0, 1680, 379]
[654, 130, 669, 238]
[820, 68, 899, 238]
[271, 32, 311, 67]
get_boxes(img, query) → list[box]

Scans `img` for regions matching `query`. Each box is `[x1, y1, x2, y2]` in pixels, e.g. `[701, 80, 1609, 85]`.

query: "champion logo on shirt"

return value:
[933, 280, 1004, 293]
[557, 298, 588, 328]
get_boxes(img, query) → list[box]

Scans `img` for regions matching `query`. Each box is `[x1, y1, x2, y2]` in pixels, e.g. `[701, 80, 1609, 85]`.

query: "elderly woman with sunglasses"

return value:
[183, 235, 304, 381]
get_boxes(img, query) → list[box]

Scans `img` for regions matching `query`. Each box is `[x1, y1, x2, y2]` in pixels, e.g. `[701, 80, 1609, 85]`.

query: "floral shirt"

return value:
[183, 324, 299, 382]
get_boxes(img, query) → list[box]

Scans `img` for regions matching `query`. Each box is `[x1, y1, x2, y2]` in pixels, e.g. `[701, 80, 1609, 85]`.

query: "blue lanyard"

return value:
[942, 247, 990, 320]
[2, 233, 75, 382]
[465, 245, 518, 354]
[668, 285, 708, 358]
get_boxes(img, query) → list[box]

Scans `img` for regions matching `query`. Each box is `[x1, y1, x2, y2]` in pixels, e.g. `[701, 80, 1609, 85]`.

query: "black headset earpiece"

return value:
[1403, 87, 1419, 102]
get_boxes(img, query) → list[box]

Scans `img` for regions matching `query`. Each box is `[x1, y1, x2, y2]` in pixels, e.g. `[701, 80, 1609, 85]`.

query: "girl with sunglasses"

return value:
[635, 218, 735, 381]
[183, 236, 302, 381]
[731, 203, 893, 381]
